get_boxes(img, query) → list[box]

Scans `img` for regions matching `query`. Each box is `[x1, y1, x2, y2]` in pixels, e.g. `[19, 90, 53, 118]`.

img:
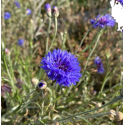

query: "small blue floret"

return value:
[4, 12, 11, 20]
[18, 39, 24, 46]
[14, 1, 20, 8]
[26, 9, 32, 15]
[45, 4, 51, 10]
[94, 56, 104, 74]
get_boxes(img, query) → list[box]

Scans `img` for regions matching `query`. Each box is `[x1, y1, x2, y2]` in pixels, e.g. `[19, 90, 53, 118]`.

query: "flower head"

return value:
[16, 79, 24, 89]
[45, 4, 51, 17]
[36, 80, 47, 92]
[26, 9, 32, 15]
[94, 56, 104, 74]
[118, 0, 123, 6]
[18, 39, 24, 46]
[1, 84, 12, 98]
[5, 48, 10, 55]
[4, 12, 11, 20]
[90, 14, 115, 28]
[41, 49, 81, 87]
[45, 4, 51, 11]
[52, 6, 59, 17]
[14, 1, 20, 8]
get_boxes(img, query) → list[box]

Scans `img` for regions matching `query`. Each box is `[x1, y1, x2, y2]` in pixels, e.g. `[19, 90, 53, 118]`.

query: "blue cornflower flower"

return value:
[94, 56, 104, 74]
[45, 4, 51, 17]
[18, 39, 24, 46]
[26, 9, 32, 15]
[119, 0, 123, 6]
[14, 1, 20, 8]
[45, 4, 51, 11]
[52, 6, 59, 17]
[90, 14, 116, 28]
[4, 12, 11, 20]
[41, 49, 81, 87]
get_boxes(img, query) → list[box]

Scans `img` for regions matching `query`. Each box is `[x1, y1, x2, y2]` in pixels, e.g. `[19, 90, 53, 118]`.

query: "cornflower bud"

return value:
[95, 102, 103, 112]
[108, 109, 116, 120]
[36, 80, 47, 92]
[5, 48, 10, 55]
[4, 12, 11, 20]
[1, 84, 12, 98]
[18, 39, 24, 46]
[52, 6, 59, 17]
[31, 78, 39, 86]
[26, 9, 32, 15]
[115, 111, 123, 121]
[45, 4, 51, 17]
[14, 1, 20, 8]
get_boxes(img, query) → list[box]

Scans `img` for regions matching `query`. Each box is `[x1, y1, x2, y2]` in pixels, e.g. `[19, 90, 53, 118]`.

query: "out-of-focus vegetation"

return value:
[1, 0, 123, 124]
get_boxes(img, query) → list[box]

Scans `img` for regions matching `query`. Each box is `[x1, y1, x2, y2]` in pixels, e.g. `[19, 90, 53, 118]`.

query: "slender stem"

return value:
[82, 29, 103, 75]
[75, 6, 110, 54]
[46, 17, 52, 54]
[48, 17, 57, 52]
[3, 56, 15, 90]
[54, 95, 122, 123]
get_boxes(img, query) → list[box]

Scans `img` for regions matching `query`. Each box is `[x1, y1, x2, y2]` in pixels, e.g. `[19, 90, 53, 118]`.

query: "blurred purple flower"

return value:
[94, 56, 104, 74]
[18, 39, 24, 46]
[90, 14, 115, 28]
[16, 79, 24, 89]
[1, 84, 12, 97]
[14, 1, 20, 8]
[4, 12, 11, 20]
[26, 9, 32, 15]
[45, 4, 51, 11]
[52, 6, 59, 17]
[41, 49, 81, 87]
[119, 0, 123, 6]
[45, 4, 51, 17]
[5, 48, 10, 55]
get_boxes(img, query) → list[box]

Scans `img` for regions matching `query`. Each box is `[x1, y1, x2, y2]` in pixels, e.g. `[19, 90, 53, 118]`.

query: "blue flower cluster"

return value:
[4, 1, 32, 20]
[41, 49, 81, 87]
[94, 56, 104, 74]
[90, 14, 115, 28]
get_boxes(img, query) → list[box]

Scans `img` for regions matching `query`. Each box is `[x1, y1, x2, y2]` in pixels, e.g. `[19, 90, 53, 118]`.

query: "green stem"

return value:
[54, 95, 122, 123]
[48, 17, 57, 52]
[100, 71, 110, 93]
[46, 17, 52, 54]
[82, 29, 103, 75]
[3, 56, 15, 91]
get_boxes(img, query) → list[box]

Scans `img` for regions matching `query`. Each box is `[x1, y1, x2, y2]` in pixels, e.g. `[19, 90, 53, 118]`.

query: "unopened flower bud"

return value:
[5, 48, 10, 55]
[1, 84, 12, 98]
[108, 109, 116, 121]
[52, 6, 59, 17]
[45, 4, 51, 17]
[31, 78, 39, 86]
[36, 80, 47, 92]
[95, 102, 103, 112]
[115, 111, 123, 121]
[16, 79, 24, 89]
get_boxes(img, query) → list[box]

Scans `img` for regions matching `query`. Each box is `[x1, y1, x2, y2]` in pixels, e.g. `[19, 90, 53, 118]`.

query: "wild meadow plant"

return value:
[1, 0, 123, 124]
